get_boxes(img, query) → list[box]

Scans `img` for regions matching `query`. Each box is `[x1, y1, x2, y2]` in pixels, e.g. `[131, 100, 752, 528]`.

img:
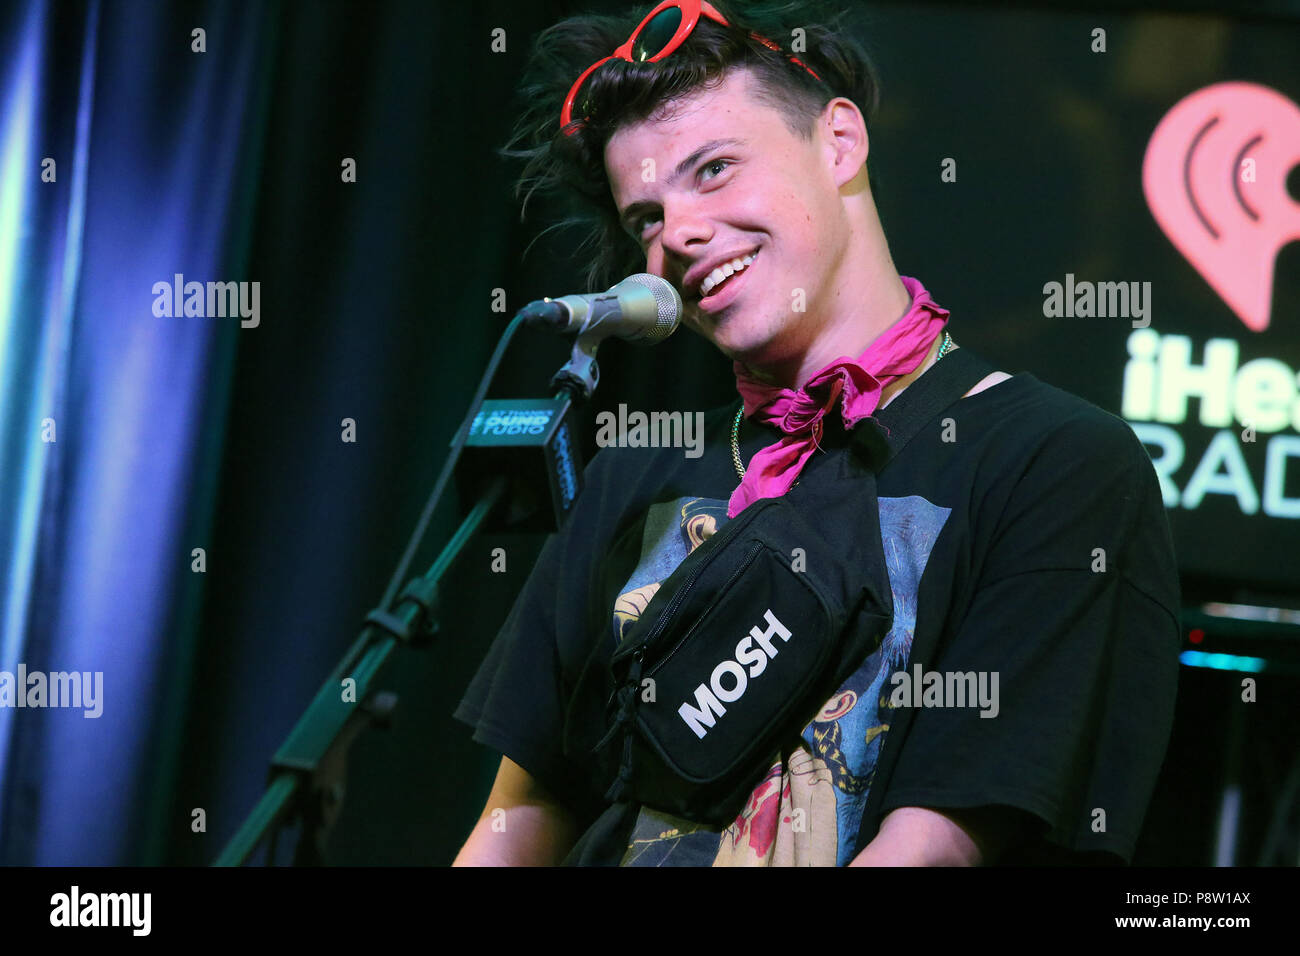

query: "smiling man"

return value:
[452, 0, 1180, 867]
[604, 75, 918, 392]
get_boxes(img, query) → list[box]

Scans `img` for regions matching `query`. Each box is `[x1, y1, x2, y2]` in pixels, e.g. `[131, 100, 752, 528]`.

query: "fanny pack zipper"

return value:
[645, 539, 763, 680]
[613, 497, 778, 672]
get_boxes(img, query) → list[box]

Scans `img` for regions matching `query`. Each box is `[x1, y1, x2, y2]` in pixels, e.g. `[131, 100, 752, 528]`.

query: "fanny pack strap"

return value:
[856, 346, 1000, 471]
[847, 344, 1002, 858]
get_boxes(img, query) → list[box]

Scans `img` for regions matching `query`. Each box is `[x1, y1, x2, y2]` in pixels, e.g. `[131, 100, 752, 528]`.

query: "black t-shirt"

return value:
[453, 365, 1181, 866]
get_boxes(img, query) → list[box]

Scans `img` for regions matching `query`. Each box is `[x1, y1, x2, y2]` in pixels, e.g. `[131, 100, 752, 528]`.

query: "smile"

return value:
[698, 250, 758, 314]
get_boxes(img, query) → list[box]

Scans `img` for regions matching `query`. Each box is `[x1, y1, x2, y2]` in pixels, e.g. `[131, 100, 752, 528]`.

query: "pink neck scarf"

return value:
[727, 275, 948, 518]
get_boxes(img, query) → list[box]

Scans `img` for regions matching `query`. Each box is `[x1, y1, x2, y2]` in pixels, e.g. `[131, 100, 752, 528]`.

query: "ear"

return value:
[821, 97, 869, 190]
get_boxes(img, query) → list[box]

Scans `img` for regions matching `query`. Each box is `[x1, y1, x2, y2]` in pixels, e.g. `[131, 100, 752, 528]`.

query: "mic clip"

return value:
[549, 332, 601, 401]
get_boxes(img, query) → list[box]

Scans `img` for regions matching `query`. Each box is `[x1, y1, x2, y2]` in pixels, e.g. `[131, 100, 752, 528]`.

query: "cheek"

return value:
[643, 242, 672, 281]
[762, 180, 819, 250]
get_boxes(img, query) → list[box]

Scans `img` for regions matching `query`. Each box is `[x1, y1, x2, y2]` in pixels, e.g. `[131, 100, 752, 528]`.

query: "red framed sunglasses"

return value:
[559, 0, 822, 134]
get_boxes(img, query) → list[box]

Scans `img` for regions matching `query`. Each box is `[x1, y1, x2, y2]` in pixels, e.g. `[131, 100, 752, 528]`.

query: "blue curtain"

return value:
[0, 0, 274, 864]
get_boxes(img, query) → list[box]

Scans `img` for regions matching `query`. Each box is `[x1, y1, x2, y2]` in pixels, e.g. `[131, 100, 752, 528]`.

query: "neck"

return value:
[738, 207, 913, 390]
[878, 329, 949, 410]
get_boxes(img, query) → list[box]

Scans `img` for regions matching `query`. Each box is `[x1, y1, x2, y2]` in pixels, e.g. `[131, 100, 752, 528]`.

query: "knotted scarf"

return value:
[728, 275, 949, 518]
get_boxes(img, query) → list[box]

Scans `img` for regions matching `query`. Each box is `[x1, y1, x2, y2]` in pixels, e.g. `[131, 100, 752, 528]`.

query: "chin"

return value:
[713, 334, 773, 370]
[719, 315, 784, 356]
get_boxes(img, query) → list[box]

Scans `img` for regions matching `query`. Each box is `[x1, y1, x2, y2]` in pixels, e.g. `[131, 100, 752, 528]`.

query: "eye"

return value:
[700, 158, 732, 182]
[634, 211, 661, 239]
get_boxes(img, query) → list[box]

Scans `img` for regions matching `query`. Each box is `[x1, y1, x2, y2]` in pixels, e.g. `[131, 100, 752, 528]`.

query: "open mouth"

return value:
[697, 250, 758, 313]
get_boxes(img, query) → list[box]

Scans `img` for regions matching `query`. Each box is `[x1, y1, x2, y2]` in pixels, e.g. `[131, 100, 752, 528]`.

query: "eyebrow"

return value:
[618, 137, 747, 232]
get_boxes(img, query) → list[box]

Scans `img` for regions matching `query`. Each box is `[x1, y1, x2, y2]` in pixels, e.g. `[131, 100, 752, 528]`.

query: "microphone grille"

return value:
[625, 273, 681, 344]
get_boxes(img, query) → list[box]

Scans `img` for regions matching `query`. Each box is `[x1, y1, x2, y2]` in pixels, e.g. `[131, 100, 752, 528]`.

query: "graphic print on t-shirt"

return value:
[612, 494, 950, 866]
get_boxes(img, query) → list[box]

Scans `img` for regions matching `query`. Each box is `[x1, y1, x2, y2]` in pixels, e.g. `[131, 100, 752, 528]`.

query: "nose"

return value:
[660, 195, 712, 264]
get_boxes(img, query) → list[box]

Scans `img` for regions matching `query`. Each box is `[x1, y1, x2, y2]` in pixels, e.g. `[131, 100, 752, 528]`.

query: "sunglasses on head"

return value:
[560, 0, 822, 134]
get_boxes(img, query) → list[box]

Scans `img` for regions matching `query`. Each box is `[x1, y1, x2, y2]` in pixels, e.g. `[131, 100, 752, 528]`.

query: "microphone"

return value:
[516, 273, 682, 345]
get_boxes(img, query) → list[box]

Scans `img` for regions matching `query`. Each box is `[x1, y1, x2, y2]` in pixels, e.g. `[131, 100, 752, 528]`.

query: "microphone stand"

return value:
[214, 314, 591, 866]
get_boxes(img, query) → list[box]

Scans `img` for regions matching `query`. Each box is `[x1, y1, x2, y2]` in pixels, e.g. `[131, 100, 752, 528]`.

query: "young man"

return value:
[452, 0, 1180, 866]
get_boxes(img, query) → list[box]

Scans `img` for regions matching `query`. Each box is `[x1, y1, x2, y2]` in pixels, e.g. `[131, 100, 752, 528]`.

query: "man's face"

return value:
[604, 68, 849, 369]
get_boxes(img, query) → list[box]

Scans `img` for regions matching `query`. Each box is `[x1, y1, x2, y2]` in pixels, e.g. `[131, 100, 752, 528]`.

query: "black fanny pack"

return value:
[566, 348, 997, 827]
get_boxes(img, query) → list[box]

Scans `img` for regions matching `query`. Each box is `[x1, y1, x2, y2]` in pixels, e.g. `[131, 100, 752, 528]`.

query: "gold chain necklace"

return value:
[731, 329, 953, 481]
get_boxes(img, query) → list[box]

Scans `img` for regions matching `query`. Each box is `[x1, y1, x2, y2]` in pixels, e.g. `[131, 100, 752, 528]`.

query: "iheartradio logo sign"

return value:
[1143, 82, 1300, 333]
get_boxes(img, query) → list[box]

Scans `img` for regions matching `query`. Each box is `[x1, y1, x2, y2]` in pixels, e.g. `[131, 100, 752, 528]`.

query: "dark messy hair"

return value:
[503, 1, 882, 291]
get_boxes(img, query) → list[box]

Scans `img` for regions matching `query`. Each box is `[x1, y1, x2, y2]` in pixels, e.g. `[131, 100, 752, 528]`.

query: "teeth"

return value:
[700, 253, 757, 297]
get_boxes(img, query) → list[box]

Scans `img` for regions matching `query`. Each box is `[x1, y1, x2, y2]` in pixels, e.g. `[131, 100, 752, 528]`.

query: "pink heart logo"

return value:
[1143, 82, 1300, 332]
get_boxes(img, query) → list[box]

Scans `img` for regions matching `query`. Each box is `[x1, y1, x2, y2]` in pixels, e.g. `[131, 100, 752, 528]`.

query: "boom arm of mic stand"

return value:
[213, 476, 509, 866]
[216, 310, 600, 866]
[218, 308, 608, 868]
